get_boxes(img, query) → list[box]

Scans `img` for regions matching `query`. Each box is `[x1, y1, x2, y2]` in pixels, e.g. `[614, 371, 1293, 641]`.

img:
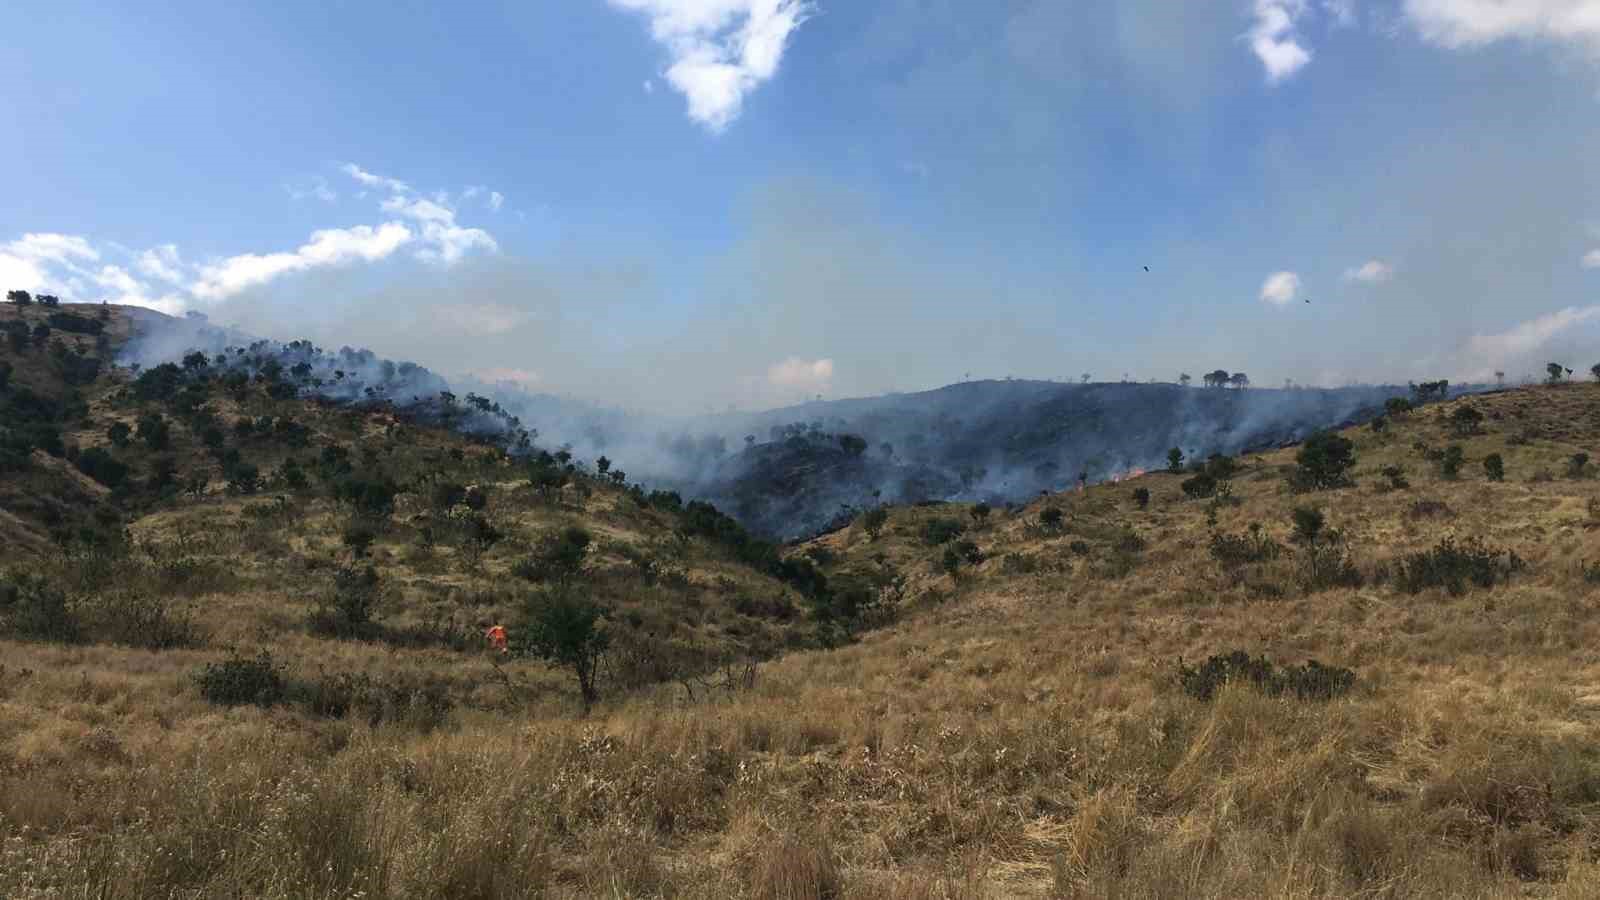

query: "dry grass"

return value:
[4, 381, 1600, 897]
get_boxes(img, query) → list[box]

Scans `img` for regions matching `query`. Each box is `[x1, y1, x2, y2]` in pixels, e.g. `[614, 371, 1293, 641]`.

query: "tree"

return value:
[1229, 372, 1250, 390]
[1290, 431, 1356, 491]
[1039, 507, 1064, 530]
[1439, 445, 1464, 480]
[107, 421, 132, 448]
[1385, 397, 1413, 416]
[595, 455, 611, 475]
[839, 434, 868, 458]
[0, 360, 11, 391]
[1178, 373, 1191, 387]
[860, 507, 889, 540]
[522, 590, 610, 712]
[1547, 363, 1567, 385]
[1483, 453, 1504, 482]
[969, 502, 991, 523]
[1081, 374, 1090, 385]
[1495, 371, 1505, 387]
[1449, 405, 1483, 436]
[136, 413, 171, 451]
[1591, 363, 1600, 383]
[1132, 487, 1150, 509]
[36, 294, 59, 307]
[1204, 369, 1231, 389]
[6, 290, 31, 305]
[1167, 447, 1185, 473]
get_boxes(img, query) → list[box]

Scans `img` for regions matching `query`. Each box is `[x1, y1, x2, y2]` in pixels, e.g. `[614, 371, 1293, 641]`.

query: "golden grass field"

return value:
[4, 310, 1600, 898]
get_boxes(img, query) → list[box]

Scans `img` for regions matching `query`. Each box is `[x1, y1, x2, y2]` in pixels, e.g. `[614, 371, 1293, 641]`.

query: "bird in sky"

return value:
[1143, 266, 1150, 272]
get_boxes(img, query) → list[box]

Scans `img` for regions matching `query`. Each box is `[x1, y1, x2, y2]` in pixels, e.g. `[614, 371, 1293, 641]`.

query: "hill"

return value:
[3, 302, 1600, 897]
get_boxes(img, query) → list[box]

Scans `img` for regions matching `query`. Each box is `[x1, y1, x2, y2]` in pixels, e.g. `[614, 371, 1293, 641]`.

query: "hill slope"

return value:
[3, 304, 1600, 897]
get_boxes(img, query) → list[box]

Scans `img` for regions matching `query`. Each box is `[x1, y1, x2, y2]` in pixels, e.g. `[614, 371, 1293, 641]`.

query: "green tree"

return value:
[1290, 431, 1356, 491]
[522, 590, 610, 712]
[1547, 362, 1567, 384]
[861, 507, 888, 540]
[969, 502, 991, 523]
[136, 413, 171, 451]
[1483, 453, 1504, 482]
[106, 421, 131, 448]
[595, 455, 611, 475]
[1178, 373, 1191, 387]
[1449, 405, 1483, 436]
[1385, 397, 1413, 416]
[1439, 445, 1464, 479]
[1229, 372, 1250, 390]
[1167, 447, 1185, 473]
[6, 290, 31, 305]
[1132, 487, 1150, 509]
[839, 434, 868, 458]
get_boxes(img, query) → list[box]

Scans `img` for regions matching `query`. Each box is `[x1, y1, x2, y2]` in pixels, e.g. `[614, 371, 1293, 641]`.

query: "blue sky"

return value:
[5, 0, 1600, 412]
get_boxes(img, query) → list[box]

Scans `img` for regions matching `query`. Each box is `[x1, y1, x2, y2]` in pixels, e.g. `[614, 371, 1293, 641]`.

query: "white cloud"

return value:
[1250, 0, 1314, 83]
[767, 356, 833, 391]
[340, 162, 411, 195]
[1324, 0, 1357, 26]
[381, 194, 499, 264]
[288, 176, 337, 203]
[382, 195, 456, 225]
[1583, 248, 1600, 267]
[1403, 0, 1600, 51]
[1461, 305, 1600, 379]
[7, 232, 99, 265]
[136, 244, 186, 284]
[1260, 270, 1302, 305]
[489, 191, 505, 212]
[608, 0, 814, 132]
[1344, 259, 1394, 282]
[192, 222, 414, 300]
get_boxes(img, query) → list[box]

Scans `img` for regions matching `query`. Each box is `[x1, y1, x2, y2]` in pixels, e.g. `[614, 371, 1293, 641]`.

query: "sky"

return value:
[4, 0, 1600, 413]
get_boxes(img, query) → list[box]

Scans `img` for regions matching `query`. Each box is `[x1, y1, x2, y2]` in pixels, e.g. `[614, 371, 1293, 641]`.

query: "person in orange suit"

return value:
[485, 624, 508, 654]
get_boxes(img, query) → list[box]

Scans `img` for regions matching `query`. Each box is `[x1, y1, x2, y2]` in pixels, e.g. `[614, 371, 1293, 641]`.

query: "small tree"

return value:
[969, 502, 991, 524]
[1569, 452, 1591, 479]
[136, 413, 170, 451]
[523, 590, 610, 713]
[1132, 487, 1150, 509]
[342, 521, 377, 558]
[1385, 397, 1413, 417]
[1591, 363, 1600, 383]
[1229, 372, 1250, 390]
[1547, 362, 1567, 385]
[1483, 453, 1504, 482]
[1439, 445, 1464, 480]
[839, 434, 868, 458]
[1380, 465, 1409, 490]
[1290, 431, 1356, 491]
[107, 421, 132, 448]
[1167, 447, 1185, 473]
[595, 455, 611, 475]
[861, 507, 889, 540]
[1449, 405, 1483, 436]
[6, 290, 32, 305]
[1179, 373, 1192, 387]
[1038, 507, 1064, 530]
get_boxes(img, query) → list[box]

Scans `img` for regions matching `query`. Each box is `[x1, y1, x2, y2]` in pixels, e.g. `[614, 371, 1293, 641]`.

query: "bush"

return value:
[1039, 507, 1064, 530]
[136, 413, 170, 451]
[1290, 507, 1361, 590]
[106, 421, 132, 448]
[921, 517, 967, 546]
[309, 565, 382, 638]
[1439, 445, 1465, 479]
[0, 572, 81, 642]
[342, 521, 377, 558]
[74, 446, 128, 488]
[1394, 537, 1522, 596]
[1290, 431, 1357, 491]
[86, 592, 202, 650]
[1181, 472, 1217, 499]
[1450, 405, 1484, 436]
[1177, 650, 1355, 702]
[1380, 465, 1409, 491]
[512, 526, 592, 583]
[195, 651, 285, 707]
[969, 502, 991, 523]
[1209, 523, 1283, 568]
[226, 462, 261, 495]
[1385, 397, 1413, 416]
[1132, 487, 1150, 509]
[1568, 453, 1590, 479]
[860, 507, 888, 540]
[294, 669, 453, 731]
[953, 539, 984, 564]
[1483, 453, 1505, 482]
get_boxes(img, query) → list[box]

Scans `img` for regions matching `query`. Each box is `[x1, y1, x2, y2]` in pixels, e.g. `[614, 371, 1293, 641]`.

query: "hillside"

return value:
[4, 304, 1600, 897]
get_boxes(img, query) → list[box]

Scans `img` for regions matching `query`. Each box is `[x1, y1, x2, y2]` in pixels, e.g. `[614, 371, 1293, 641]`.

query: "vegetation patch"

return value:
[1177, 650, 1356, 702]
[1394, 536, 1523, 596]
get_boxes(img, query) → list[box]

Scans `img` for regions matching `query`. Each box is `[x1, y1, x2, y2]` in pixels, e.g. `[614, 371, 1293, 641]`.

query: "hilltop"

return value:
[3, 301, 1600, 897]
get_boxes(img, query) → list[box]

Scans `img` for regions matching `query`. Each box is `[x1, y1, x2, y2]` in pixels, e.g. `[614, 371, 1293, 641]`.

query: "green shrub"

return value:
[309, 565, 382, 638]
[1483, 454, 1505, 482]
[1380, 465, 1409, 491]
[512, 526, 592, 584]
[1181, 472, 1217, 499]
[1209, 524, 1283, 568]
[294, 669, 454, 731]
[0, 572, 81, 642]
[196, 651, 285, 707]
[1039, 508, 1064, 530]
[86, 592, 202, 650]
[860, 507, 889, 539]
[1438, 445, 1464, 480]
[1290, 507, 1362, 590]
[342, 521, 377, 558]
[1177, 650, 1355, 702]
[1394, 537, 1522, 596]
[1132, 487, 1150, 509]
[521, 589, 610, 712]
[921, 517, 967, 546]
[1450, 405, 1484, 436]
[969, 502, 991, 523]
[1290, 431, 1357, 491]
[1568, 453, 1590, 479]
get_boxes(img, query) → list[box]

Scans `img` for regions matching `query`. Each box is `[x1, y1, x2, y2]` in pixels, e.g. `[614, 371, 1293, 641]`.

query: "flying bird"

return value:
[1304, 298, 1311, 304]
[1143, 266, 1150, 272]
